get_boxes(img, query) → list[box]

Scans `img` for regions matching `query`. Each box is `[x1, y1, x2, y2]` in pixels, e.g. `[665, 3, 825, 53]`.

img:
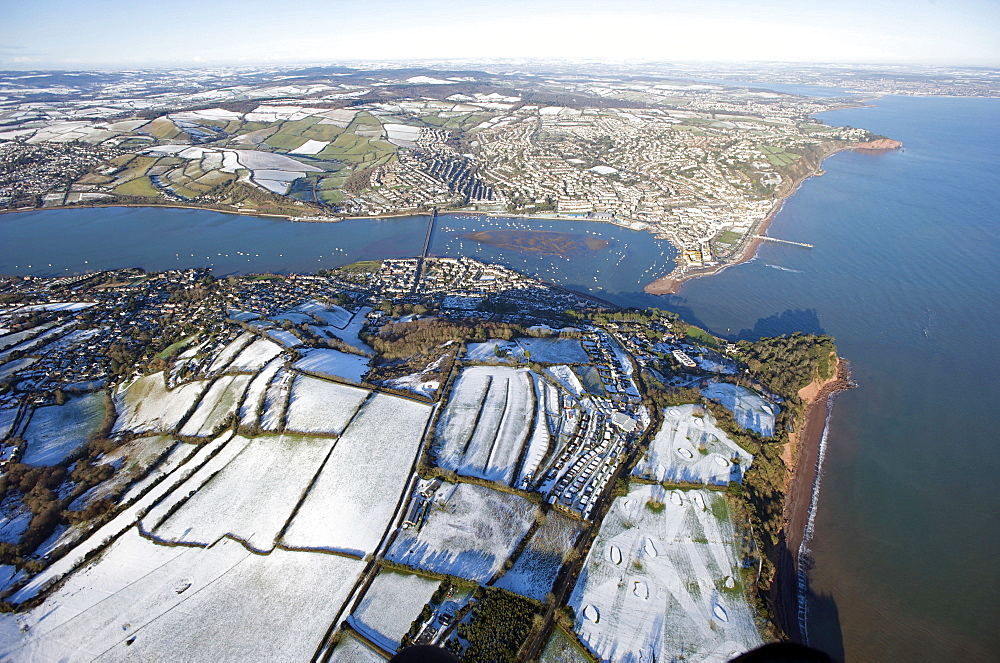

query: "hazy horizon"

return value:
[4, 0, 998, 70]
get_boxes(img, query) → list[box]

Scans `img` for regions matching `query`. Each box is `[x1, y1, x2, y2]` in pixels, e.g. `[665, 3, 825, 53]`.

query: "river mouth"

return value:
[458, 229, 611, 256]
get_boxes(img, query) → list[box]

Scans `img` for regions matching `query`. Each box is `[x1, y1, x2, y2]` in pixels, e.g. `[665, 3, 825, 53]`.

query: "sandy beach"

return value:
[773, 359, 853, 641]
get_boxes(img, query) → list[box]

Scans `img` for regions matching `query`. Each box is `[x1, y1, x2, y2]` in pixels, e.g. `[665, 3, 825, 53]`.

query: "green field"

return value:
[339, 260, 382, 273]
[114, 176, 159, 197]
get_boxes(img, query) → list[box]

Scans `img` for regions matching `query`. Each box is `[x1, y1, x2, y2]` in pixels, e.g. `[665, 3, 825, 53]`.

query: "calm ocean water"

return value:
[1, 94, 996, 661]
[670, 95, 1000, 661]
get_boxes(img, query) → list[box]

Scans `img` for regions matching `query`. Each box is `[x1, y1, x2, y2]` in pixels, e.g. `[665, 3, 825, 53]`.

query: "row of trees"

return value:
[366, 318, 526, 360]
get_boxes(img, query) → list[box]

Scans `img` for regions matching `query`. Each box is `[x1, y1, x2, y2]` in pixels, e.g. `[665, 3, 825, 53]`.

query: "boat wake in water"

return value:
[765, 263, 803, 273]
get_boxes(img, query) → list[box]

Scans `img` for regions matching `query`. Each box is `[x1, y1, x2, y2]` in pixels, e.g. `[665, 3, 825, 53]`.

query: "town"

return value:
[0, 65, 892, 282]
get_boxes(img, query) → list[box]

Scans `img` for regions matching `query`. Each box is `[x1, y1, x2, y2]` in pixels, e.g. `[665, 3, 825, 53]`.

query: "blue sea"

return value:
[670, 95, 1000, 661]
[1, 94, 997, 661]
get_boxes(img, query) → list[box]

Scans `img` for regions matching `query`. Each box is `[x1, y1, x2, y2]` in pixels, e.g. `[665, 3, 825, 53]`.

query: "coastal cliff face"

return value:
[852, 138, 904, 151]
[796, 355, 841, 404]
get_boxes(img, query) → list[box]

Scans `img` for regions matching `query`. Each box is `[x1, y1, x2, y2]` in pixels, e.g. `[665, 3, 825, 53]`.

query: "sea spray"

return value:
[796, 390, 837, 644]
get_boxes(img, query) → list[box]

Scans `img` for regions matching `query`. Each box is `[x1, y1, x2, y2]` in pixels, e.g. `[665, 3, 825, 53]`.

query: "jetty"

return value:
[753, 235, 813, 249]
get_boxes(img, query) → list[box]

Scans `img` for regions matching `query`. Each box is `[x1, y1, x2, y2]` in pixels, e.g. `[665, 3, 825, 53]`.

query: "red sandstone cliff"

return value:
[853, 138, 903, 151]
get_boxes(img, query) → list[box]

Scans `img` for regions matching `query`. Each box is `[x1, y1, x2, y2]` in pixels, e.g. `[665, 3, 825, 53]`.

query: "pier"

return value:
[753, 235, 814, 249]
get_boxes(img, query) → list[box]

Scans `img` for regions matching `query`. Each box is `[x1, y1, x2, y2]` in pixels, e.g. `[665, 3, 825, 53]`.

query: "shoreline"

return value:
[643, 139, 901, 296]
[773, 358, 853, 642]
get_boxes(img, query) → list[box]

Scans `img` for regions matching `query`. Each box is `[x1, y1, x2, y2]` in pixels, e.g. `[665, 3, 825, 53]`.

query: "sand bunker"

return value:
[692, 493, 706, 510]
[609, 545, 623, 565]
[713, 603, 729, 622]
[633, 580, 649, 600]
[670, 491, 683, 506]
[584, 604, 600, 622]
[643, 538, 658, 557]
[714, 456, 730, 467]
[724, 576, 736, 589]
[676, 447, 694, 459]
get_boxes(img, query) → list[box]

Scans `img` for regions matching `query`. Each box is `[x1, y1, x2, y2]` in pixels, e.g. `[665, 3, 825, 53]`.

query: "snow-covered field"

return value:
[0, 529, 363, 661]
[517, 373, 555, 486]
[540, 626, 591, 663]
[386, 483, 536, 583]
[285, 375, 368, 436]
[0, 407, 18, 442]
[516, 338, 590, 364]
[0, 323, 56, 351]
[465, 339, 523, 362]
[151, 434, 335, 552]
[323, 306, 374, 354]
[296, 300, 352, 328]
[0, 322, 74, 363]
[545, 364, 585, 397]
[239, 358, 282, 429]
[229, 337, 284, 372]
[113, 373, 207, 435]
[265, 328, 303, 348]
[260, 368, 293, 432]
[695, 355, 738, 375]
[294, 348, 371, 384]
[348, 570, 440, 652]
[21, 392, 107, 465]
[0, 357, 37, 382]
[328, 633, 386, 662]
[569, 483, 762, 662]
[290, 138, 330, 155]
[434, 366, 535, 485]
[700, 382, 776, 436]
[633, 405, 754, 486]
[118, 440, 198, 504]
[178, 374, 251, 437]
[206, 332, 253, 374]
[70, 435, 176, 511]
[281, 394, 431, 557]
[11, 433, 235, 603]
[496, 511, 582, 601]
[0, 503, 30, 546]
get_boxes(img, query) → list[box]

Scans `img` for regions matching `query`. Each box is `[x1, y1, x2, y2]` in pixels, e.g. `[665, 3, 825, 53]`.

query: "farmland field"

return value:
[328, 633, 386, 663]
[178, 374, 251, 437]
[386, 483, 537, 582]
[284, 375, 368, 435]
[496, 511, 582, 601]
[0, 529, 364, 661]
[348, 570, 440, 652]
[434, 366, 536, 485]
[281, 394, 431, 557]
[21, 392, 108, 465]
[228, 337, 283, 372]
[294, 348, 370, 384]
[206, 332, 254, 374]
[239, 358, 283, 429]
[151, 434, 336, 552]
[516, 338, 590, 364]
[260, 368, 293, 431]
[113, 372, 208, 435]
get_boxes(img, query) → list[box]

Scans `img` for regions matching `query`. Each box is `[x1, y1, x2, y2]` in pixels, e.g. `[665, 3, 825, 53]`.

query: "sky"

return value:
[3, 0, 999, 70]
